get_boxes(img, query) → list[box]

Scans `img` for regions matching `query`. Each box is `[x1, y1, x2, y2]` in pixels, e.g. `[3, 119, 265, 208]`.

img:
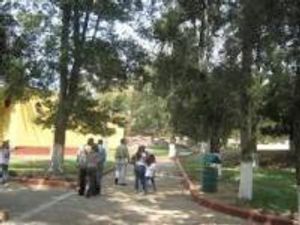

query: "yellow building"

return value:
[0, 98, 123, 150]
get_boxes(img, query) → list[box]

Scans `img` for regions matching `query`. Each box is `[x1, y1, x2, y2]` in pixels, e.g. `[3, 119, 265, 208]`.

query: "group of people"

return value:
[78, 138, 157, 196]
[114, 138, 157, 195]
[2, 137, 158, 196]
[0, 140, 10, 184]
[76, 138, 107, 197]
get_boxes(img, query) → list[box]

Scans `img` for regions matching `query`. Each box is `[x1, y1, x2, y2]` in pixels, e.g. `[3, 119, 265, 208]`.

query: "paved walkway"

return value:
[1, 160, 254, 225]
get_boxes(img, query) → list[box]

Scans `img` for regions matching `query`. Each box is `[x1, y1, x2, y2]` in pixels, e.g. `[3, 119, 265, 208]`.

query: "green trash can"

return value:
[202, 166, 218, 192]
[201, 153, 219, 193]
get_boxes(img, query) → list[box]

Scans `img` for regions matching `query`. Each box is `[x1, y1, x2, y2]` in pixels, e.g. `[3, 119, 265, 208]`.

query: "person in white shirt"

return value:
[145, 154, 157, 192]
[0, 140, 11, 183]
[168, 137, 177, 159]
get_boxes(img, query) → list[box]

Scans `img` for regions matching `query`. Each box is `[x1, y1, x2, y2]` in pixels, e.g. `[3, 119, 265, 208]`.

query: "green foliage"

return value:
[1, 0, 149, 141]
[130, 83, 170, 135]
[17, 12, 45, 32]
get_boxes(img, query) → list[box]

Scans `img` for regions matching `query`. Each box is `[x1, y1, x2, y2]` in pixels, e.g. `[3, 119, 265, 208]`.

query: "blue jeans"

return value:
[134, 165, 146, 192]
[96, 163, 104, 194]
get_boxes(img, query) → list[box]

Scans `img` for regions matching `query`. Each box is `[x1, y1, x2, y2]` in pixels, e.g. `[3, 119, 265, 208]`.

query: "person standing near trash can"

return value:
[114, 138, 130, 185]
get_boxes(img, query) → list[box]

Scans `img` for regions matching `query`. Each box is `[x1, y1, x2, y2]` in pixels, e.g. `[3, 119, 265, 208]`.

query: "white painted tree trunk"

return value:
[217, 164, 222, 176]
[49, 144, 64, 174]
[238, 161, 253, 200]
[298, 185, 300, 224]
[168, 143, 176, 158]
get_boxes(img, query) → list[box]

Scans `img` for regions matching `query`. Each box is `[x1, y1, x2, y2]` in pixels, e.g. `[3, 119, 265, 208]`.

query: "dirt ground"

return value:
[0, 160, 257, 225]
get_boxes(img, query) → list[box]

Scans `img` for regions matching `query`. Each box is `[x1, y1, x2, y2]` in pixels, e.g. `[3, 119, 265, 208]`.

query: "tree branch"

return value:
[67, 0, 81, 98]
[81, 0, 93, 43]
[59, 2, 71, 100]
[92, 14, 101, 42]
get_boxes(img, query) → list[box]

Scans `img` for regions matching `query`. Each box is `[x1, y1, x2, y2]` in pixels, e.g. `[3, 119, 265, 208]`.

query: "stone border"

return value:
[175, 158, 298, 225]
[12, 166, 115, 189]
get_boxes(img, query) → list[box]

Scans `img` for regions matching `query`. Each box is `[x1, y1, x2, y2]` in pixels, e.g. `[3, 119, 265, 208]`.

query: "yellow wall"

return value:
[0, 99, 123, 149]
[0, 105, 11, 143]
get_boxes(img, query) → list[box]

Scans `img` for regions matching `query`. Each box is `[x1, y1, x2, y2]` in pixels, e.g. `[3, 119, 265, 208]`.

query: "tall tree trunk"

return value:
[238, 0, 255, 200]
[210, 122, 220, 153]
[49, 3, 71, 174]
[0, 17, 7, 85]
[50, 104, 68, 173]
[50, 1, 91, 174]
[292, 64, 300, 223]
[251, 118, 258, 167]
[198, 0, 208, 71]
[238, 93, 254, 200]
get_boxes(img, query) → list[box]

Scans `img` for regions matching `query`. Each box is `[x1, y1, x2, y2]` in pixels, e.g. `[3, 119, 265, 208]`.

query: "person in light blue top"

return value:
[96, 139, 107, 194]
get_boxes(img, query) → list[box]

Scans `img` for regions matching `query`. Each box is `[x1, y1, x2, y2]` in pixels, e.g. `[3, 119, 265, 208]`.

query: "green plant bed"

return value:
[9, 158, 114, 178]
[181, 154, 297, 215]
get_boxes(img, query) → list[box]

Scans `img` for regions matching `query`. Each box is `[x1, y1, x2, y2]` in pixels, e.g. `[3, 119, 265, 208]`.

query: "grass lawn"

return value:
[149, 145, 169, 156]
[149, 144, 192, 157]
[181, 154, 297, 215]
[149, 146, 169, 156]
[9, 157, 114, 179]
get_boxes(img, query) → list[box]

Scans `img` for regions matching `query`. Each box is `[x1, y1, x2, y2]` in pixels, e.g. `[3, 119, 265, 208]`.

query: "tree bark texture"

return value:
[50, 3, 72, 174]
[50, 1, 92, 174]
[238, 0, 256, 200]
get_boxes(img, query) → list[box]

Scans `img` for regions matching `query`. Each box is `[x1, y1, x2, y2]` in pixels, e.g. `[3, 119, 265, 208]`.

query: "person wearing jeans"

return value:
[133, 146, 147, 194]
[145, 154, 157, 192]
[96, 139, 107, 195]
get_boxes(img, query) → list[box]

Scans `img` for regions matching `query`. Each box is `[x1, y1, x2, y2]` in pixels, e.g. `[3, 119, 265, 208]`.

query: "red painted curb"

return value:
[176, 158, 298, 225]
[13, 167, 115, 189]
[13, 146, 77, 156]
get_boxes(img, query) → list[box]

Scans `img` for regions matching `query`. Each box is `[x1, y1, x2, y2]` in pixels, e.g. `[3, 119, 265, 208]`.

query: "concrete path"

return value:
[1, 160, 255, 225]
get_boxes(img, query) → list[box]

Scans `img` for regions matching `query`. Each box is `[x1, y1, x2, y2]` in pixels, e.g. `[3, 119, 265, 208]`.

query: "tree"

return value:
[46, 0, 147, 173]
[222, 0, 281, 200]
[259, 0, 300, 219]
[130, 83, 171, 136]
[0, 2, 30, 101]
[151, 0, 238, 146]
[1, 0, 147, 173]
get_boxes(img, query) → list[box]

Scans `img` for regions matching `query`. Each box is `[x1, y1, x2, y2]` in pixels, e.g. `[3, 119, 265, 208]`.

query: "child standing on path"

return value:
[145, 154, 157, 192]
